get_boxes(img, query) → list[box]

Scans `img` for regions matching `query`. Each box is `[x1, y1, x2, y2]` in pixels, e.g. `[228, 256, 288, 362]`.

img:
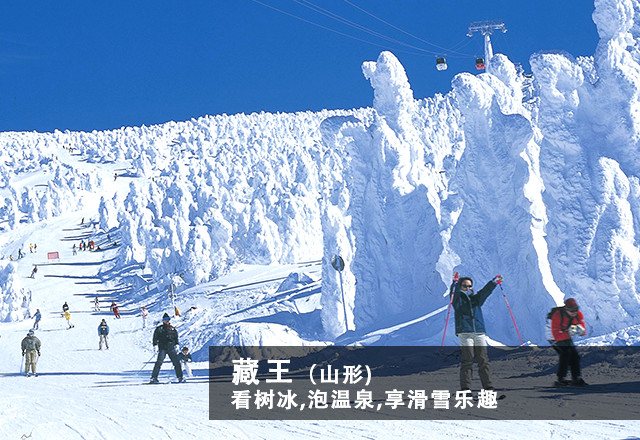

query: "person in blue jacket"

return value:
[451, 273, 503, 391]
[33, 309, 41, 330]
[98, 319, 109, 350]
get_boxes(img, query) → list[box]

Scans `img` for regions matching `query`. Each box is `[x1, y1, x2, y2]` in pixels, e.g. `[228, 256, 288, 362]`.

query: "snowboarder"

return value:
[30, 265, 38, 279]
[62, 310, 75, 329]
[110, 302, 121, 319]
[178, 346, 193, 378]
[98, 319, 109, 350]
[149, 313, 184, 383]
[549, 298, 587, 386]
[21, 329, 41, 377]
[94, 296, 100, 312]
[141, 306, 149, 329]
[451, 273, 503, 392]
[62, 302, 69, 313]
[33, 309, 41, 330]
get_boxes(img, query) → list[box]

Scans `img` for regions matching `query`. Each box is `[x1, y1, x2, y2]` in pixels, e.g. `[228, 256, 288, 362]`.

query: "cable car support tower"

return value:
[467, 20, 507, 71]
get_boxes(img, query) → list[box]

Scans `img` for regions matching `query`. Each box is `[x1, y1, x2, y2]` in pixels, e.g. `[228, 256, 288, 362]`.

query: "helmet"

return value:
[28, 329, 34, 336]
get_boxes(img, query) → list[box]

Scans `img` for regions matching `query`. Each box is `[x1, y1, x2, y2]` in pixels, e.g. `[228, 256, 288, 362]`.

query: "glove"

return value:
[493, 275, 503, 285]
[453, 271, 459, 282]
[569, 325, 586, 337]
[22, 351, 25, 356]
[37, 352, 41, 356]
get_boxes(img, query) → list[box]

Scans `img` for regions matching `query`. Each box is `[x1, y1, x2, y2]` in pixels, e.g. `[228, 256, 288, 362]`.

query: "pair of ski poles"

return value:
[440, 273, 523, 349]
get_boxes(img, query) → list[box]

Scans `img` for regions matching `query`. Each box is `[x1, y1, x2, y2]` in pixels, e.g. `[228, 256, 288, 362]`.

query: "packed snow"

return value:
[2, 0, 640, 437]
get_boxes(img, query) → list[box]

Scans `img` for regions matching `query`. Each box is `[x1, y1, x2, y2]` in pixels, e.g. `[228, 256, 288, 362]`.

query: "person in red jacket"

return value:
[550, 298, 587, 386]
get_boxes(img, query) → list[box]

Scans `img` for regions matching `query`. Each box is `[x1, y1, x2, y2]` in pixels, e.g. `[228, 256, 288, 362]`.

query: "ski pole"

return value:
[440, 272, 458, 351]
[499, 284, 523, 345]
[135, 352, 157, 376]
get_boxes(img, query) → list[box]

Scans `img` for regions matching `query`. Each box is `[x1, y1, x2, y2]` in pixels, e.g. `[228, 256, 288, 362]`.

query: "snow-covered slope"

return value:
[3, 0, 640, 437]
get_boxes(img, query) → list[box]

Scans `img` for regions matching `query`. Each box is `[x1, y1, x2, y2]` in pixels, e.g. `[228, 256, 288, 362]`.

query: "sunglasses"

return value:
[461, 284, 473, 288]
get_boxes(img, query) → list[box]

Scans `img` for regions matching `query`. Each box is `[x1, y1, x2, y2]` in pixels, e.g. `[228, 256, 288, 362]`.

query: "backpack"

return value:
[545, 307, 564, 343]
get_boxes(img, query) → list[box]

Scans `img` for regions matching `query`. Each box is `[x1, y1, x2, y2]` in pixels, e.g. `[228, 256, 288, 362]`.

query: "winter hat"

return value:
[28, 329, 34, 336]
[564, 298, 579, 311]
[162, 313, 171, 321]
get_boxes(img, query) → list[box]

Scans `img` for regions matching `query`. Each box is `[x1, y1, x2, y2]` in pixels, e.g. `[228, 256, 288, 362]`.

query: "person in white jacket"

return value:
[141, 306, 149, 329]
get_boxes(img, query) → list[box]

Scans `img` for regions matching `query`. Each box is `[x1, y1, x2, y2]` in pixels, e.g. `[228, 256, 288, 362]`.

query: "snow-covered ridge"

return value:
[3, 0, 640, 347]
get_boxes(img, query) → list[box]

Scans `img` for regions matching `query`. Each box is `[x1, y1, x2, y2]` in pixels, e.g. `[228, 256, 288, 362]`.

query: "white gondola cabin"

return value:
[436, 57, 448, 71]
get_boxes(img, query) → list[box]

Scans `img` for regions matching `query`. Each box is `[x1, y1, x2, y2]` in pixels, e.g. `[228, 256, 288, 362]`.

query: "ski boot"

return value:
[149, 377, 160, 384]
[571, 377, 587, 386]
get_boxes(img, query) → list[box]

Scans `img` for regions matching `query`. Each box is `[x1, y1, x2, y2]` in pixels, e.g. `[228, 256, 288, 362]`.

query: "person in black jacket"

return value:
[150, 313, 184, 383]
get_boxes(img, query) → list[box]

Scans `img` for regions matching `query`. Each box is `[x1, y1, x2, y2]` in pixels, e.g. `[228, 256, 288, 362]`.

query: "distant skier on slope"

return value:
[30, 265, 38, 279]
[548, 298, 587, 386]
[21, 329, 41, 377]
[33, 309, 41, 330]
[110, 302, 121, 319]
[141, 306, 149, 329]
[98, 319, 109, 350]
[62, 310, 75, 329]
[149, 313, 184, 384]
[450, 272, 503, 392]
[94, 296, 100, 312]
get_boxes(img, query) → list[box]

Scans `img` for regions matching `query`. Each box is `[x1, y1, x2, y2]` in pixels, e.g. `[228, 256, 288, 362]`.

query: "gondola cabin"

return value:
[475, 57, 486, 70]
[436, 57, 448, 71]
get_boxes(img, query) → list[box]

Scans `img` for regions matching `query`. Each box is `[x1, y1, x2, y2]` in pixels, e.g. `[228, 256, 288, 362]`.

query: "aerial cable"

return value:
[247, 0, 432, 57]
[342, 0, 474, 57]
[291, 0, 446, 57]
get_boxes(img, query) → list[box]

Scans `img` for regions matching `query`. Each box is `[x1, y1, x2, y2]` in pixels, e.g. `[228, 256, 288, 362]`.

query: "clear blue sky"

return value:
[0, 0, 597, 132]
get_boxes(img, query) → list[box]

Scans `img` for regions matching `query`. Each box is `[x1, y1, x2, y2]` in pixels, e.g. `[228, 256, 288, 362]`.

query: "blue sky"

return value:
[0, 0, 597, 132]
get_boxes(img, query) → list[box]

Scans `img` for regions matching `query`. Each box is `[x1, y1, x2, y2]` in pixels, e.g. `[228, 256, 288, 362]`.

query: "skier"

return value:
[549, 298, 587, 386]
[30, 244, 33, 253]
[18, 248, 23, 259]
[94, 296, 101, 312]
[30, 265, 38, 279]
[141, 306, 149, 329]
[62, 302, 69, 313]
[62, 310, 75, 329]
[110, 302, 121, 319]
[33, 309, 41, 330]
[451, 273, 503, 392]
[178, 346, 193, 378]
[149, 313, 184, 384]
[72, 244, 77, 255]
[21, 329, 41, 377]
[98, 319, 109, 350]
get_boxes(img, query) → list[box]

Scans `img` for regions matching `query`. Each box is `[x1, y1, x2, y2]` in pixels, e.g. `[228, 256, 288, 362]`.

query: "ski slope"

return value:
[0, 151, 636, 438]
